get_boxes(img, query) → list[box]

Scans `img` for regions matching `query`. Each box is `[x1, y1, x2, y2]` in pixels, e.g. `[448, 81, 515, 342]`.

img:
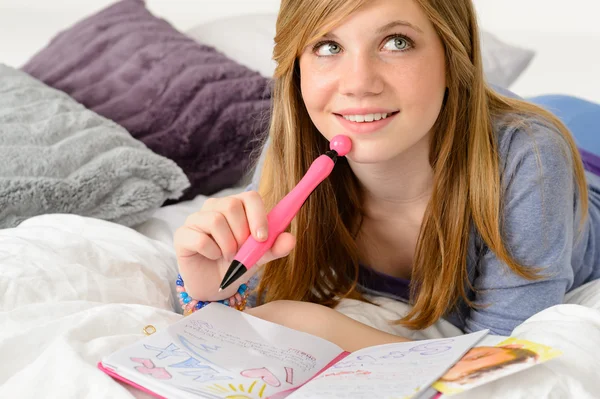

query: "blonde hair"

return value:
[254, 0, 589, 330]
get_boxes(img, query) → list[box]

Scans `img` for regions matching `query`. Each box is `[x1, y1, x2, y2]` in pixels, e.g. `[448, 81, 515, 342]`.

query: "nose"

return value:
[338, 53, 384, 98]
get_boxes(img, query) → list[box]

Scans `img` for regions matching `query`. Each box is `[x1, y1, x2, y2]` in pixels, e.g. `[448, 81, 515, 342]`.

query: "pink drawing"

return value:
[285, 367, 294, 385]
[131, 357, 172, 380]
[240, 367, 281, 387]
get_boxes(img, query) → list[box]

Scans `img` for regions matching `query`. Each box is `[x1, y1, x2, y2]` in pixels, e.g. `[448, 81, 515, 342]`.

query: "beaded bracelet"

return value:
[176, 274, 250, 316]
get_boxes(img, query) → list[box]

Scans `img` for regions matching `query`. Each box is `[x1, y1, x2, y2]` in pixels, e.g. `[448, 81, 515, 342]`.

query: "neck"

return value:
[348, 134, 434, 221]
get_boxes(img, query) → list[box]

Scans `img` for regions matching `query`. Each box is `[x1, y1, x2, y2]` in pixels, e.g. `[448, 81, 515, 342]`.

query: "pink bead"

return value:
[176, 286, 184, 293]
[330, 135, 352, 156]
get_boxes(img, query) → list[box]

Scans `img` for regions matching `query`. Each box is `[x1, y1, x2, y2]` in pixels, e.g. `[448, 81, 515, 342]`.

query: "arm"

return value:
[245, 300, 410, 352]
[466, 122, 579, 335]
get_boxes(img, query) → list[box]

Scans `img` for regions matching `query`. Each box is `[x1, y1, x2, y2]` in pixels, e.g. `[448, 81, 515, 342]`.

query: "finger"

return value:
[174, 226, 222, 260]
[233, 191, 269, 242]
[184, 211, 238, 261]
[203, 197, 249, 248]
[258, 232, 296, 265]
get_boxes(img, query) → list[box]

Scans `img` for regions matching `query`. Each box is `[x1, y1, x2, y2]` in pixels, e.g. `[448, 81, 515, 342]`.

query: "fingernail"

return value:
[256, 227, 268, 241]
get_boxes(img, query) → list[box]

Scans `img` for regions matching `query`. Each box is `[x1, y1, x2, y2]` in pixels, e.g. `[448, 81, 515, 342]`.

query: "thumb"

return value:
[257, 232, 296, 265]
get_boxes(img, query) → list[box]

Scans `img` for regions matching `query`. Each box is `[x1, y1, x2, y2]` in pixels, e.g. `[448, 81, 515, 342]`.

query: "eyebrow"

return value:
[376, 20, 423, 34]
[322, 19, 423, 40]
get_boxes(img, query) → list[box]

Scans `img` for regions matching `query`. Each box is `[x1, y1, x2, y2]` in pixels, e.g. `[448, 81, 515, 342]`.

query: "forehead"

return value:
[326, 0, 430, 33]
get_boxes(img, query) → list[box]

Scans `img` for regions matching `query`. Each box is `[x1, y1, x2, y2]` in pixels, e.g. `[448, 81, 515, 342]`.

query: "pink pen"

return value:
[218, 135, 352, 291]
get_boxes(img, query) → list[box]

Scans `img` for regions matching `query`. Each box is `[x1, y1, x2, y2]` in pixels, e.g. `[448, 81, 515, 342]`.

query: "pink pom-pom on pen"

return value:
[330, 135, 352, 156]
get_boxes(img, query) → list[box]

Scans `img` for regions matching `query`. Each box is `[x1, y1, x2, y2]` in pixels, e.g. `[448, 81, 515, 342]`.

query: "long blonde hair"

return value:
[254, 0, 589, 330]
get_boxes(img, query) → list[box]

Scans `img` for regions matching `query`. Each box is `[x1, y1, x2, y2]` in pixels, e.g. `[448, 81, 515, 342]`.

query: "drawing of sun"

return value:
[204, 381, 268, 399]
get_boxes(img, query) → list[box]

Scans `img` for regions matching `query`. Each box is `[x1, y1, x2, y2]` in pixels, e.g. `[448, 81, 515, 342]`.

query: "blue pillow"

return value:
[527, 94, 600, 157]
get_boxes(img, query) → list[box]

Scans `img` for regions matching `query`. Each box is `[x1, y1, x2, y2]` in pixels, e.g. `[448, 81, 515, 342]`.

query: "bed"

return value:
[1, 0, 599, 398]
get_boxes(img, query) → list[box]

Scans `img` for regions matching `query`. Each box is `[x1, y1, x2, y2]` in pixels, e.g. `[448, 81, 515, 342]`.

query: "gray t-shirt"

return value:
[446, 115, 600, 335]
[245, 105, 600, 337]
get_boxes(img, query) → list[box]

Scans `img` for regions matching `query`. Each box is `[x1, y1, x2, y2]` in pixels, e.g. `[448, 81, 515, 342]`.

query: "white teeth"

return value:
[342, 113, 392, 123]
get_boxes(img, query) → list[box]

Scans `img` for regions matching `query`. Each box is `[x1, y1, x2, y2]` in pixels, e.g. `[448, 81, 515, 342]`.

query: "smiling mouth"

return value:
[333, 111, 400, 123]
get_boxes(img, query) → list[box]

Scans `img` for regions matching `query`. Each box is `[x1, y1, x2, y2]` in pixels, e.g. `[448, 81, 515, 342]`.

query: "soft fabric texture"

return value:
[20, 0, 272, 202]
[479, 30, 535, 88]
[527, 94, 600, 156]
[185, 14, 278, 79]
[579, 149, 600, 177]
[2, 203, 600, 398]
[185, 14, 534, 88]
[0, 64, 189, 228]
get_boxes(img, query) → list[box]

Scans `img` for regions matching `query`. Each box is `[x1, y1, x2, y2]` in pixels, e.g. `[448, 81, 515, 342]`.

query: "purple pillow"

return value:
[22, 0, 271, 202]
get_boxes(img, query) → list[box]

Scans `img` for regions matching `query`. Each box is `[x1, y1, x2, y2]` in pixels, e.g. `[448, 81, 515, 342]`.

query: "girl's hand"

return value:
[174, 191, 296, 301]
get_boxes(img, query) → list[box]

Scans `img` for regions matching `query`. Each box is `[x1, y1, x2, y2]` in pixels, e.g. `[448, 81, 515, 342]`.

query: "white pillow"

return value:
[480, 30, 535, 88]
[0, 214, 180, 313]
[185, 13, 534, 88]
[187, 14, 278, 79]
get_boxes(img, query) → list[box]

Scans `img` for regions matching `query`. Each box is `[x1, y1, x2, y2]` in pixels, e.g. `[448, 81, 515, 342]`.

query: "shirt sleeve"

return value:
[465, 121, 578, 336]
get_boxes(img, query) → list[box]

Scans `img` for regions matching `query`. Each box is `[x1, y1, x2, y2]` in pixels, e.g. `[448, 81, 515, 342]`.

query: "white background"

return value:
[1, 0, 600, 102]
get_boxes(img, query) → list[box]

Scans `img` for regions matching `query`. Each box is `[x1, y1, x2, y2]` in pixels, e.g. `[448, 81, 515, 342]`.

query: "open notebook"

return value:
[98, 303, 489, 398]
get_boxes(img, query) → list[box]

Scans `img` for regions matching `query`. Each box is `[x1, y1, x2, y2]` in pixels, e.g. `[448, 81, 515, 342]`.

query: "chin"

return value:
[343, 135, 403, 161]
[345, 146, 402, 164]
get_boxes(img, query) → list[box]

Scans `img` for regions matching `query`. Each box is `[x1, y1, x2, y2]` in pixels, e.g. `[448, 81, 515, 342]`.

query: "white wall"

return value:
[474, 0, 600, 35]
[472, 0, 600, 102]
[1, 0, 599, 34]
[0, 0, 282, 68]
[1, 0, 599, 101]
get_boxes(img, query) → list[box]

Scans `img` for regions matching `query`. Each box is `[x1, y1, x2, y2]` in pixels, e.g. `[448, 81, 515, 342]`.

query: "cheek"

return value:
[392, 54, 446, 121]
[300, 61, 337, 112]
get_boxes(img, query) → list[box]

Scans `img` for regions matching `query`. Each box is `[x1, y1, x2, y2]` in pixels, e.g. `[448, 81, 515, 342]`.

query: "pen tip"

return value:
[218, 288, 223, 292]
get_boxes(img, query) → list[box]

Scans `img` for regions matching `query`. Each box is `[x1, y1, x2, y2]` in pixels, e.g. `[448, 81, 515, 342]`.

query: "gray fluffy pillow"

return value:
[0, 64, 190, 228]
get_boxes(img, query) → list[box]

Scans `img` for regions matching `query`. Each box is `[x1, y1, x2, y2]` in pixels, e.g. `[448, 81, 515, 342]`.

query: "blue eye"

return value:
[382, 35, 412, 52]
[314, 42, 342, 56]
[311, 34, 414, 57]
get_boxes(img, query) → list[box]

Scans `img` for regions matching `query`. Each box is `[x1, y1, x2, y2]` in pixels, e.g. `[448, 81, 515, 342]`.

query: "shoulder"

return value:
[493, 112, 575, 188]
[488, 85, 574, 175]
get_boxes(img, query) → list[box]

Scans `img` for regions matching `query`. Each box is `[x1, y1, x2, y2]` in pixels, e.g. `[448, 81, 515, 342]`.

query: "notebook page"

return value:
[287, 330, 488, 399]
[101, 303, 344, 399]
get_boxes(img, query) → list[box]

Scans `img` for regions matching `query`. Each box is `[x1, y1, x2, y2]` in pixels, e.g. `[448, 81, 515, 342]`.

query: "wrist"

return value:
[176, 274, 250, 316]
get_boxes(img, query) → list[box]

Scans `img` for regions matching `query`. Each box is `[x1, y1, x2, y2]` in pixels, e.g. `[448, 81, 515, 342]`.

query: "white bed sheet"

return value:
[1, 208, 599, 399]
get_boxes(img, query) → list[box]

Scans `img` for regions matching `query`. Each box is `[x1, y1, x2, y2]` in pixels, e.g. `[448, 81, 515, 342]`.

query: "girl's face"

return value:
[441, 347, 521, 381]
[299, 0, 447, 164]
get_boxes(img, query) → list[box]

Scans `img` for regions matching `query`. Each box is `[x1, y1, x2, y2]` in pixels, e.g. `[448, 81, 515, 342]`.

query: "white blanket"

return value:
[1, 213, 599, 398]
